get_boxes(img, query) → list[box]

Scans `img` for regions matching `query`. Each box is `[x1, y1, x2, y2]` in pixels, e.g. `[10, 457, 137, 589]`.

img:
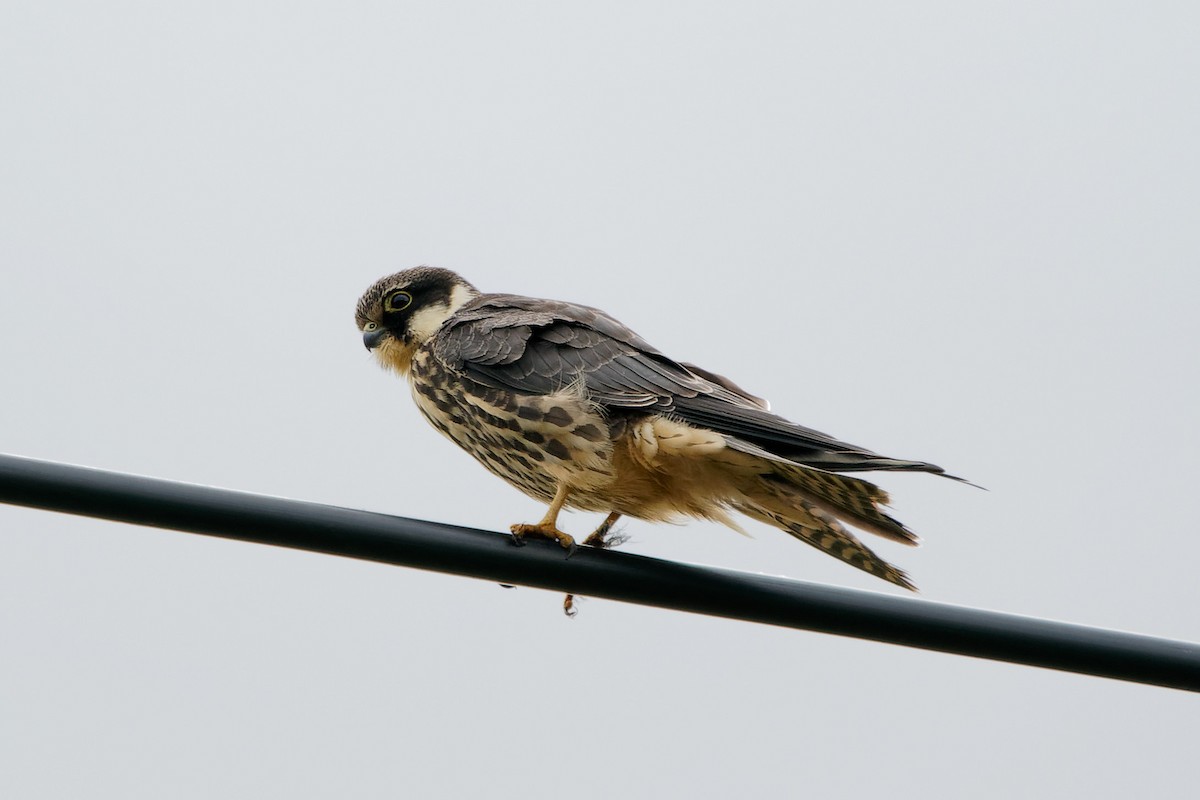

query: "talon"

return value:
[563, 594, 578, 617]
[510, 522, 576, 555]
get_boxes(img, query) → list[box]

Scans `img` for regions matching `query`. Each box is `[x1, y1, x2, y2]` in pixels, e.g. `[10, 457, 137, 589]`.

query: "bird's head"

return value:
[355, 267, 480, 374]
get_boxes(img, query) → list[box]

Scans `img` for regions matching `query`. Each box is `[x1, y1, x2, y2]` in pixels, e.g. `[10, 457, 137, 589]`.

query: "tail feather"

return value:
[726, 437, 920, 544]
[767, 463, 919, 545]
[721, 437, 926, 589]
[734, 500, 916, 591]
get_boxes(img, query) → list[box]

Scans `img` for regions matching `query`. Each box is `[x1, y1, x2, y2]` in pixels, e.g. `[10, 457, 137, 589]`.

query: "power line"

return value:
[2, 452, 1198, 692]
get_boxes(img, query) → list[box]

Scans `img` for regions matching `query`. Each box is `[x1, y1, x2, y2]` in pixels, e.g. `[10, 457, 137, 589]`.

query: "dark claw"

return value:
[509, 532, 527, 547]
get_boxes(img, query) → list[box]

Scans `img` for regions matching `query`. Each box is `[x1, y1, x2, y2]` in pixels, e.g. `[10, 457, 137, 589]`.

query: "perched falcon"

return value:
[356, 267, 962, 591]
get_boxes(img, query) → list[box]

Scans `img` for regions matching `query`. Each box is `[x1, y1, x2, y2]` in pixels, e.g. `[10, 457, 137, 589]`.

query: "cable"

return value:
[2, 452, 1197, 692]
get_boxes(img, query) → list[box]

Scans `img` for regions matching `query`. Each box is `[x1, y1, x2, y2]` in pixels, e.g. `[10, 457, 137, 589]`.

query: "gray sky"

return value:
[2, 3, 1197, 798]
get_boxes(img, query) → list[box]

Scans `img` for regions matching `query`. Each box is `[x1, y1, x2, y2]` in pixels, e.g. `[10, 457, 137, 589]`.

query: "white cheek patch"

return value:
[446, 283, 476, 314]
[405, 283, 478, 344]
[406, 303, 452, 343]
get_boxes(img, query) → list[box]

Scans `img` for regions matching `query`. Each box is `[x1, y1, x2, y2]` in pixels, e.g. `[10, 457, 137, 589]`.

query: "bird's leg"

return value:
[563, 512, 627, 617]
[582, 512, 624, 548]
[510, 484, 576, 554]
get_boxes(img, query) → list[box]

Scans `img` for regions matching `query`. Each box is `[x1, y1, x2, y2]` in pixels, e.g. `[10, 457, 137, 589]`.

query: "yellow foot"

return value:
[561, 514, 627, 616]
[510, 522, 577, 555]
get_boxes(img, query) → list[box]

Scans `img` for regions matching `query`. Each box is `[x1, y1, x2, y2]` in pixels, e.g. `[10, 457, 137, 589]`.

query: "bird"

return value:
[356, 266, 964, 595]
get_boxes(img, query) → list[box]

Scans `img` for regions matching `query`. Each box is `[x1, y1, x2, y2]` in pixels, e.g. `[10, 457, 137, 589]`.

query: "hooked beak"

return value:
[362, 328, 388, 350]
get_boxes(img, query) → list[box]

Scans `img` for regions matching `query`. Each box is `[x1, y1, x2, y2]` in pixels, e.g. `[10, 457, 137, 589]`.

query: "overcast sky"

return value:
[2, 3, 1198, 798]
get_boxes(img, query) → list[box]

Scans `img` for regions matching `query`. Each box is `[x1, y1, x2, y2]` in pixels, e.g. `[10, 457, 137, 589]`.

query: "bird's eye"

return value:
[364, 321, 378, 331]
[385, 291, 413, 312]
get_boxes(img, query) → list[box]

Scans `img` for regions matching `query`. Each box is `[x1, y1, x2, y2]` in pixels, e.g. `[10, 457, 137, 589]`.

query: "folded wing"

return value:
[434, 294, 952, 477]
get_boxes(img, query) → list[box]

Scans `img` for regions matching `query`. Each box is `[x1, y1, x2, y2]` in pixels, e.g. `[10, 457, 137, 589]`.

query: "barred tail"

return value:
[725, 438, 923, 545]
[730, 460, 921, 590]
[734, 499, 916, 591]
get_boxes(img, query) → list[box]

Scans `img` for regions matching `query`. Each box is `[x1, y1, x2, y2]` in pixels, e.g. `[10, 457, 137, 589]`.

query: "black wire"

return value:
[2, 452, 1198, 692]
